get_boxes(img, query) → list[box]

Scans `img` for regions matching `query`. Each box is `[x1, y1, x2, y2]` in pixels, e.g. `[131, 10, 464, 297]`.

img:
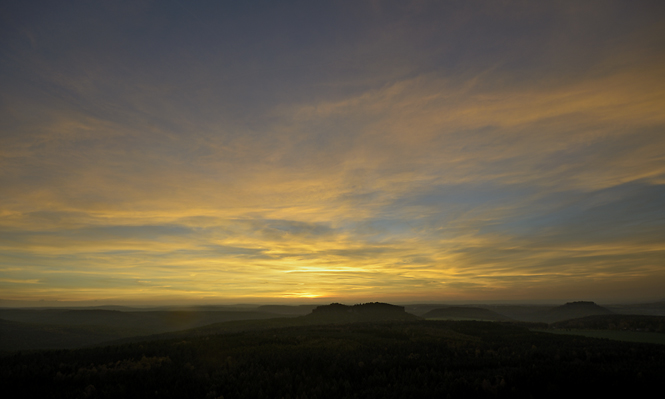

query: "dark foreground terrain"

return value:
[2, 319, 664, 398]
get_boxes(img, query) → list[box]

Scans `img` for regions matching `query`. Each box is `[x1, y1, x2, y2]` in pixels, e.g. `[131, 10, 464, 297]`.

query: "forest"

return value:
[2, 305, 665, 398]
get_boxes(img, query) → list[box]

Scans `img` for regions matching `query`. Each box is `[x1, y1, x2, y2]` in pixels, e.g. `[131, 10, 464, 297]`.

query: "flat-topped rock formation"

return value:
[306, 302, 418, 323]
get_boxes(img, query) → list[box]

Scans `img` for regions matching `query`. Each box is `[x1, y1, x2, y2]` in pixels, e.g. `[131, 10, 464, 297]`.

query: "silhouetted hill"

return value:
[604, 301, 665, 316]
[0, 318, 140, 351]
[551, 314, 665, 332]
[306, 302, 418, 323]
[0, 309, 292, 351]
[483, 305, 557, 322]
[544, 301, 613, 323]
[422, 306, 513, 321]
[105, 303, 419, 346]
[0, 308, 281, 329]
[257, 305, 319, 315]
[403, 304, 452, 316]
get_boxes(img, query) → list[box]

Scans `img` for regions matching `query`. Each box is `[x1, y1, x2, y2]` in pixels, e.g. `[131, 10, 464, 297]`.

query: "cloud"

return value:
[1, 0, 664, 302]
[0, 278, 40, 284]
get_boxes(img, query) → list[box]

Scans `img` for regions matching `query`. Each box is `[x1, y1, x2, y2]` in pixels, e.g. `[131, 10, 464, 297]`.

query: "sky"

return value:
[1, 0, 664, 305]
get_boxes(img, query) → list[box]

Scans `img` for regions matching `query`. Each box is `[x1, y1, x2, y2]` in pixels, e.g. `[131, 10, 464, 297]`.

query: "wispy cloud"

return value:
[1, 0, 664, 303]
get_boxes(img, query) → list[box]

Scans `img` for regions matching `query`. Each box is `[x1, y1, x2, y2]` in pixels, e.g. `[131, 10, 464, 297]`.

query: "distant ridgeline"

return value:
[307, 302, 417, 323]
[551, 314, 665, 332]
[312, 302, 405, 314]
[422, 306, 513, 322]
[544, 301, 613, 323]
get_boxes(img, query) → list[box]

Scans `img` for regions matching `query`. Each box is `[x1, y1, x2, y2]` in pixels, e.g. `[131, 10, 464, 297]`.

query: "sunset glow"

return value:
[1, 1, 664, 305]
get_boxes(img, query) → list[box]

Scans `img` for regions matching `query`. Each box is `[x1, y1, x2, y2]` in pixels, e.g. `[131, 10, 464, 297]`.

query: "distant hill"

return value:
[257, 305, 319, 315]
[106, 303, 420, 346]
[483, 305, 556, 322]
[544, 301, 613, 323]
[422, 306, 513, 321]
[0, 308, 282, 330]
[0, 309, 291, 351]
[403, 304, 452, 316]
[604, 301, 665, 317]
[306, 302, 418, 323]
[551, 314, 665, 332]
[0, 318, 142, 351]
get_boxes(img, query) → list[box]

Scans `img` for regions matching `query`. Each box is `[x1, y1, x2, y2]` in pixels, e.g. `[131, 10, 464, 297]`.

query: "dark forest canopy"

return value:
[2, 319, 664, 398]
[2, 301, 665, 397]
